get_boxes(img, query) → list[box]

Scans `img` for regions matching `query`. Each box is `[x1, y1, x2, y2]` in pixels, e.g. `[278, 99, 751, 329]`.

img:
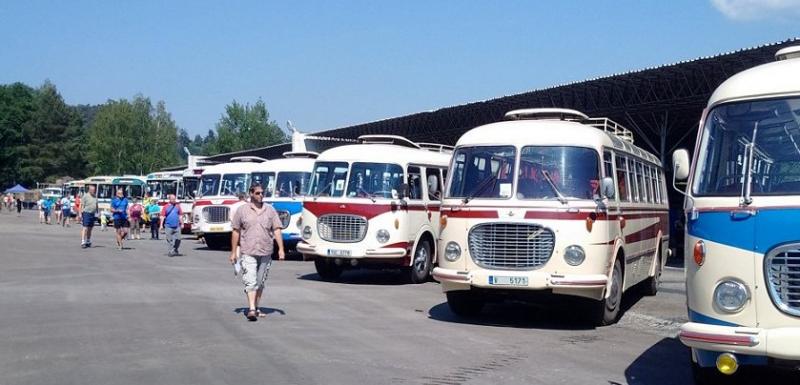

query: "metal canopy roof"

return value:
[203, 38, 799, 172]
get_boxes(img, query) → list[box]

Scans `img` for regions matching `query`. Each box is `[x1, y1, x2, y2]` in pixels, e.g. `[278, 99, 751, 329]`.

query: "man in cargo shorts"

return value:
[229, 183, 285, 322]
[81, 185, 98, 248]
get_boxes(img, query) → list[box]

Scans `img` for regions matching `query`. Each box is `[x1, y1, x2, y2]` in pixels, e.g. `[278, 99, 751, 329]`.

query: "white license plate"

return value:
[208, 226, 224, 232]
[489, 275, 528, 286]
[327, 249, 352, 257]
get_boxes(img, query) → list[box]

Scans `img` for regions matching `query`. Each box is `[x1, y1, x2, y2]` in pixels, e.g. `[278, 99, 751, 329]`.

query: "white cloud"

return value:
[711, 0, 800, 20]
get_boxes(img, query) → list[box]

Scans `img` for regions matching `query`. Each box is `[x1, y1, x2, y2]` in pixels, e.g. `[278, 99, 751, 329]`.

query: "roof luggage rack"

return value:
[229, 156, 268, 163]
[282, 151, 319, 159]
[358, 135, 420, 149]
[504, 108, 635, 144]
[417, 142, 455, 154]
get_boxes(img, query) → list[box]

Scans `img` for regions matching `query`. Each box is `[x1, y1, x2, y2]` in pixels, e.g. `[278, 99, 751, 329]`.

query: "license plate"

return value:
[327, 249, 352, 257]
[209, 226, 224, 232]
[489, 275, 528, 286]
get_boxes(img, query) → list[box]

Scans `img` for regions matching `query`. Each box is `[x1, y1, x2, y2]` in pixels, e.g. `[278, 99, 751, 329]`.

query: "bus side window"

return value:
[407, 166, 423, 200]
[628, 159, 639, 202]
[615, 155, 630, 202]
[425, 168, 443, 201]
[603, 151, 615, 199]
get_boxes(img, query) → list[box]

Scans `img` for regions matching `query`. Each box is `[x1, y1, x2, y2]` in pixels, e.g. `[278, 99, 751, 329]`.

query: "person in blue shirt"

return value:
[111, 188, 130, 250]
[160, 194, 183, 256]
[41, 198, 53, 225]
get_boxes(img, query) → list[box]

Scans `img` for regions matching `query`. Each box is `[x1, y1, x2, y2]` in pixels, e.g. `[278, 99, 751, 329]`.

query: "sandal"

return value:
[246, 309, 258, 321]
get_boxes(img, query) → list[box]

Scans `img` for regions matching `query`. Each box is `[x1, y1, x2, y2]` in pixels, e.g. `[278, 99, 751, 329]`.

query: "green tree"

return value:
[0, 83, 35, 187]
[209, 99, 287, 154]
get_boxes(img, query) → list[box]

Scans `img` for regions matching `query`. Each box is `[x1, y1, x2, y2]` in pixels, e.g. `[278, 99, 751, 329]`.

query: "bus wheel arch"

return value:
[407, 230, 435, 284]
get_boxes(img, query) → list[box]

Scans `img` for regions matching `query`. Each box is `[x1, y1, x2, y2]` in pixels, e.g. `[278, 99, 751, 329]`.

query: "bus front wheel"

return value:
[594, 257, 623, 326]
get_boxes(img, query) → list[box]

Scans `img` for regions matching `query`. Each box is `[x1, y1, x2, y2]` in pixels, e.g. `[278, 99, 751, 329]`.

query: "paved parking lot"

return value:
[0, 210, 796, 385]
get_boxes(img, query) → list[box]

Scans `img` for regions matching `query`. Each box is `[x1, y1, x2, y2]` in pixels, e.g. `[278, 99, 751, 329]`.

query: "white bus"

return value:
[250, 151, 317, 251]
[297, 135, 452, 283]
[674, 46, 800, 381]
[63, 180, 85, 197]
[84, 176, 117, 211]
[432, 108, 669, 325]
[191, 157, 266, 250]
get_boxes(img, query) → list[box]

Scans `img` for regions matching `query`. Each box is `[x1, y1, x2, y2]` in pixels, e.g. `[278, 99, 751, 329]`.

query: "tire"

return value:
[446, 291, 484, 317]
[643, 248, 662, 296]
[407, 239, 432, 284]
[314, 258, 343, 281]
[595, 257, 624, 326]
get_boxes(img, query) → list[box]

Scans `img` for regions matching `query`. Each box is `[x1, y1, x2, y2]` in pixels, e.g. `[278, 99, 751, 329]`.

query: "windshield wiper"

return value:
[313, 181, 334, 201]
[462, 174, 498, 204]
[541, 170, 568, 205]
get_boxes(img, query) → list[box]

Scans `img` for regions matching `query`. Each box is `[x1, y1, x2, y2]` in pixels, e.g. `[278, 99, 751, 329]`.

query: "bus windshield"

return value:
[147, 180, 179, 199]
[251, 172, 276, 198]
[346, 163, 404, 199]
[447, 146, 516, 199]
[693, 96, 800, 196]
[276, 172, 311, 198]
[200, 174, 220, 197]
[517, 146, 600, 200]
[97, 184, 114, 200]
[182, 177, 199, 200]
[220, 173, 249, 196]
[308, 162, 349, 197]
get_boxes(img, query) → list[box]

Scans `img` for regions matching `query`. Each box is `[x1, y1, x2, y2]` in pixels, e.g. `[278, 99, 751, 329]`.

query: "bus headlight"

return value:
[714, 280, 749, 313]
[376, 229, 390, 244]
[444, 242, 461, 262]
[302, 226, 312, 240]
[564, 245, 586, 266]
[193, 214, 200, 224]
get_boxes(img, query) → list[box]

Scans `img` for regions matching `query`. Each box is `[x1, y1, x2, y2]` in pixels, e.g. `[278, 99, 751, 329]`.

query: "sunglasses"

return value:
[253, 191, 264, 195]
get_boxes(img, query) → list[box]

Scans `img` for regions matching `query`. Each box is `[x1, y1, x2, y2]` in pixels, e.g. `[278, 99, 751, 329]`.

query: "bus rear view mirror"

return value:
[673, 149, 690, 181]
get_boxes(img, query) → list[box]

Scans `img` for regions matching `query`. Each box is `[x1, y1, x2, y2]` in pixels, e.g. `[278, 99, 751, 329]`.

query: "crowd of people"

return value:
[9, 183, 286, 322]
[1, 194, 24, 216]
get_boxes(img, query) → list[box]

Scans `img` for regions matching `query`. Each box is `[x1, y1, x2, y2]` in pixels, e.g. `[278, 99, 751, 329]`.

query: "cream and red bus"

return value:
[674, 46, 800, 380]
[191, 157, 265, 250]
[433, 108, 669, 325]
[297, 135, 452, 283]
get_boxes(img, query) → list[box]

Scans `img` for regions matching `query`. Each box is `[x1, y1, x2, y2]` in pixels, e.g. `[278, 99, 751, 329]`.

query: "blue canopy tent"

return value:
[4, 184, 30, 194]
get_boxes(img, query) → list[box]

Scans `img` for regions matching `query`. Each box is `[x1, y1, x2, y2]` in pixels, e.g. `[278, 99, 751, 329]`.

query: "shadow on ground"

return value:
[233, 307, 286, 317]
[297, 269, 420, 286]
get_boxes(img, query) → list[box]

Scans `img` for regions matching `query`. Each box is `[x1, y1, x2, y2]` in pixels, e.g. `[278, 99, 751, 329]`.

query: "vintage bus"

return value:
[297, 135, 452, 283]
[674, 46, 800, 380]
[250, 151, 317, 251]
[84, 176, 117, 211]
[432, 108, 669, 325]
[145, 171, 184, 203]
[112, 176, 147, 200]
[63, 180, 85, 197]
[191, 157, 265, 250]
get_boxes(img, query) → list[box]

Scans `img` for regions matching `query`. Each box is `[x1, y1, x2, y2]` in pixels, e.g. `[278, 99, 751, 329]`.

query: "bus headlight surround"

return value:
[302, 226, 312, 240]
[564, 245, 586, 266]
[444, 242, 461, 262]
[713, 280, 749, 313]
[376, 229, 390, 244]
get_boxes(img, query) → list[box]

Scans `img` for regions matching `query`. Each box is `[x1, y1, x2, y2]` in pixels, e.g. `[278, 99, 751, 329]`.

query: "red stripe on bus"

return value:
[193, 200, 238, 207]
[624, 222, 662, 244]
[304, 201, 403, 220]
[443, 210, 499, 219]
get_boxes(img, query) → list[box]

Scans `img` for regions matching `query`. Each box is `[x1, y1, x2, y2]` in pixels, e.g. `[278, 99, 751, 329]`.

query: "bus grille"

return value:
[468, 223, 555, 270]
[278, 210, 291, 228]
[318, 214, 368, 243]
[202, 206, 229, 224]
[765, 247, 800, 317]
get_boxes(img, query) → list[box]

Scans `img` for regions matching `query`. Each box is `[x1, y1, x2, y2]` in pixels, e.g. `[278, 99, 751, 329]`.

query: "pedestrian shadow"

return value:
[233, 307, 286, 317]
[297, 269, 417, 286]
[427, 300, 597, 330]
[625, 338, 800, 385]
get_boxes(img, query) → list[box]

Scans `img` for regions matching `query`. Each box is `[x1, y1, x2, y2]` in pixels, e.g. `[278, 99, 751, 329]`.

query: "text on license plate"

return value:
[209, 226, 224, 232]
[489, 275, 528, 286]
[327, 249, 352, 257]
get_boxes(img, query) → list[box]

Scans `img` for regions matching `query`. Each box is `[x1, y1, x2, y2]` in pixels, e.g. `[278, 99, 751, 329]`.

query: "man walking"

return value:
[60, 195, 72, 227]
[147, 199, 161, 240]
[81, 185, 98, 248]
[160, 194, 183, 256]
[16, 197, 23, 216]
[111, 188, 130, 250]
[230, 183, 285, 322]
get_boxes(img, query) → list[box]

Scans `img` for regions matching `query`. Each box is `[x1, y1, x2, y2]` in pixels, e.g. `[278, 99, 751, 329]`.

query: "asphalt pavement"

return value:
[0, 210, 796, 385]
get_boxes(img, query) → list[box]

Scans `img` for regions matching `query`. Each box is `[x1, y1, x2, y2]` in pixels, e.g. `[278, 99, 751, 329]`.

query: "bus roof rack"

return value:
[584, 118, 635, 144]
[358, 135, 420, 149]
[417, 143, 455, 154]
[504, 108, 589, 121]
[282, 151, 319, 159]
[229, 156, 268, 163]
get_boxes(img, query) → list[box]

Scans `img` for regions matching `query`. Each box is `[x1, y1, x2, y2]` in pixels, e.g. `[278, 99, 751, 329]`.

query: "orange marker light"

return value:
[394, 218, 400, 230]
[585, 216, 594, 232]
[694, 240, 706, 266]
[439, 215, 447, 229]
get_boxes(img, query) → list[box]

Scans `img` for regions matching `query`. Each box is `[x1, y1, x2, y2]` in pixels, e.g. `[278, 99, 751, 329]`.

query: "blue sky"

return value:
[1, 1, 798, 137]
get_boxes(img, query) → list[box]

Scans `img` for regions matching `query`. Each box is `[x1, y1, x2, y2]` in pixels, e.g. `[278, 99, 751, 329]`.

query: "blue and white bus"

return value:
[673, 45, 800, 381]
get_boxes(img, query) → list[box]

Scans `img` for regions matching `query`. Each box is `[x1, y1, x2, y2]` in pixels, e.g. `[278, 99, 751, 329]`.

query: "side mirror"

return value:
[673, 149, 690, 181]
[600, 177, 615, 199]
